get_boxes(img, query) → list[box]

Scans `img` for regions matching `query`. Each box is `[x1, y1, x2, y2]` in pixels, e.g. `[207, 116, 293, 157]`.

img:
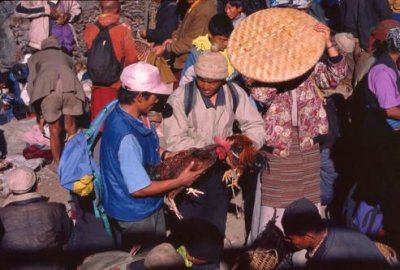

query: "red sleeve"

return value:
[83, 24, 98, 50]
[123, 28, 138, 66]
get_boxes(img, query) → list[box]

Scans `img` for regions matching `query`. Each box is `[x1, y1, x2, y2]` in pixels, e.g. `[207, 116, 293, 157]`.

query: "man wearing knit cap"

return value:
[163, 50, 265, 267]
[100, 62, 205, 251]
[0, 167, 71, 269]
[277, 198, 390, 270]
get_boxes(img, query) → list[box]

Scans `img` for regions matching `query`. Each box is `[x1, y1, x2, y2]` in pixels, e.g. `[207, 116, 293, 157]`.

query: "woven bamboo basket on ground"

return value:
[249, 249, 278, 270]
[134, 39, 151, 61]
[375, 242, 400, 266]
[227, 8, 325, 83]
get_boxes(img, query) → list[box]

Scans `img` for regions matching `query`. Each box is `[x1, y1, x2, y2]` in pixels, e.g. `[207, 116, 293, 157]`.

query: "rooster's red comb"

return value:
[213, 136, 230, 151]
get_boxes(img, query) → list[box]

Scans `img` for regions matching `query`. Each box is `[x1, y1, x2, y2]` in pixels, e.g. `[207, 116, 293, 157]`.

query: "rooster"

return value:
[146, 134, 266, 219]
[217, 134, 266, 189]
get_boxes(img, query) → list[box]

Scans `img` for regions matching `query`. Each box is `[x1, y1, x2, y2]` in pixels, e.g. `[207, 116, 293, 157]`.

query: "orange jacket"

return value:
[84, 13, 138, 89]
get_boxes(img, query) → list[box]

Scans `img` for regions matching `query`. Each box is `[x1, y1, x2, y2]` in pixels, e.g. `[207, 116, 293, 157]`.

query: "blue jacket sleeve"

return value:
[181, 49, 199, 79]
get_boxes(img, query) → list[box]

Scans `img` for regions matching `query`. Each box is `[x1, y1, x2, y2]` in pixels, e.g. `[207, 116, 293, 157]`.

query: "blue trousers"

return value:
[320, 148, 338, 205]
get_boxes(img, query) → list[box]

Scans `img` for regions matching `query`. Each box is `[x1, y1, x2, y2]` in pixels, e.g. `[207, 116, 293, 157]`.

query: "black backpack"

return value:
[87, 21, 124, 86]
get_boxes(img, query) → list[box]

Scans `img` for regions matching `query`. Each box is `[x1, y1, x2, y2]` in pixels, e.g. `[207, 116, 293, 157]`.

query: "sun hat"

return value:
[7, 166, 37, 194]
[227, 8, 325, 83]
[120, 62, 172, 95]
[194, 47, 229, 80]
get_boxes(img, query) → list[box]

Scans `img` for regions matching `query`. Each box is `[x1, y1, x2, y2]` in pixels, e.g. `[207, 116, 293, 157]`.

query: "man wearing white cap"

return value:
[100, 62, 205, 251]
[0, 167, 71, 269]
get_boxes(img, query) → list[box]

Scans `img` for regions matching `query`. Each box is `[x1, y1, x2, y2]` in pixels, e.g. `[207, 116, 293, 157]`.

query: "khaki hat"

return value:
[7, 166, 37, 194]
[144, 243, 185, 269]
[194, 50, 228, 80]
[41, 36, 61, 50]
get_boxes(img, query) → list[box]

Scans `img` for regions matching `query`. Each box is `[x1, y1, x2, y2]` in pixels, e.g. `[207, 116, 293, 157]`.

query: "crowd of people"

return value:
[1, 0, 400, 269]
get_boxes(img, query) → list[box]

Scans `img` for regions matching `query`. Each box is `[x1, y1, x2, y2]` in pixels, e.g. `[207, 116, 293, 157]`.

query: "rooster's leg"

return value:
[186, 188, 204, 197]
[169, 198, 184, 220]
[167, 190, 184, 220]
[222, 169, 233, 184]
[223, 169, 240, 189]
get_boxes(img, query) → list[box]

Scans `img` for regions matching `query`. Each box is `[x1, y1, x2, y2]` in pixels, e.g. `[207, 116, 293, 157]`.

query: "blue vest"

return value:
[100, 104, 162, 221]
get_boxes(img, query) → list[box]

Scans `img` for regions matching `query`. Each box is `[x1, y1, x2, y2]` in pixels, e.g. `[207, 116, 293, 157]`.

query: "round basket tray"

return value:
[249, 249, 278, 270]
[134, 39, 151, 61]
[227, 8, 325, 83]
[375, 242, 399, 266]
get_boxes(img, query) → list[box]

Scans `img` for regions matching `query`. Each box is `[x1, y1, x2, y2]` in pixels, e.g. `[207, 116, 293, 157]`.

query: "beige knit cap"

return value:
[194, 49, 228, 80]
[334, 33, 355, 53]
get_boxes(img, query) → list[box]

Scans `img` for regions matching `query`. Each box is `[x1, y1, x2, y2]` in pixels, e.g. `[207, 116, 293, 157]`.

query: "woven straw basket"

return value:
[375, 242, 399, 266]
[248, 249, 279, 270]
[227, 8, 325, 83]
[134, 39, 151, 61]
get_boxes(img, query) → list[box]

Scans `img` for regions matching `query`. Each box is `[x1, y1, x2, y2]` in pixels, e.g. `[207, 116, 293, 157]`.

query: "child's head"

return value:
[208, 13, 234, 50]
[225, 0, 243, 20]
[176, 218, 224, 265]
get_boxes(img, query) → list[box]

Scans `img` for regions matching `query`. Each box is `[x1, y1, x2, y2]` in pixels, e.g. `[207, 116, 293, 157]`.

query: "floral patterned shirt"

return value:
[251, 56, 347, 157]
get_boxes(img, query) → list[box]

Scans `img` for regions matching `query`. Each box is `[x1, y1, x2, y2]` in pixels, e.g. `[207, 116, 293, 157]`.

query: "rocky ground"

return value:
[0, 0, 159, 69]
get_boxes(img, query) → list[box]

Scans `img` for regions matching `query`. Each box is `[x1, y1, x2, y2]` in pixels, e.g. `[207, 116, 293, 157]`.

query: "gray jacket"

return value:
[0, 194, 72, 269]
[27, 46, 85, 105]
[163, 82, 266, 151]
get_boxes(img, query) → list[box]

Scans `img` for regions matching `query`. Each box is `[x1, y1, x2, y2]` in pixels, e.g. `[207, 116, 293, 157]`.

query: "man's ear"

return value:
[304, 233, 315, 241]
[238, 6, 243, 13]
[135, 92, 144, 103]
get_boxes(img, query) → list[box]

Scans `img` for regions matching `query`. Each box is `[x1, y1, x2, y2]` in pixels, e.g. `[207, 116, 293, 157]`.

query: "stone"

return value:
[0, 0, 159, 69]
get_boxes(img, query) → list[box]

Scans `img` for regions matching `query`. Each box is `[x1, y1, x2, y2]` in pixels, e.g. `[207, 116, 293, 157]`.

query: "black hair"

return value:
[372, 39, 389, 57]
[118, 87, 151, 105]
[281, 198, 325, 236]
[208, 13, 234, 37]
[226, 0, 243, 8]
[283, 215, 326, 236]
[171, 217, 224, 263]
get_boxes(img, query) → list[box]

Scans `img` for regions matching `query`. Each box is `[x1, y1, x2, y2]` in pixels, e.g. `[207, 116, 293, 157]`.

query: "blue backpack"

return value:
[58, 100, 118, 236]
[352, 201, 383, 236]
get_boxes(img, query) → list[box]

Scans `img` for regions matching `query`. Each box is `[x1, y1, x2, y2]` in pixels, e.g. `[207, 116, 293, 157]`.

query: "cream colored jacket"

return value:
[163, 82, 266, 152]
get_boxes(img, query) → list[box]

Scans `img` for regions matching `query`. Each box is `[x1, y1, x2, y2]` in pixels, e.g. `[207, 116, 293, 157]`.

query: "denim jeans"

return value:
[320, 148, 338, 205]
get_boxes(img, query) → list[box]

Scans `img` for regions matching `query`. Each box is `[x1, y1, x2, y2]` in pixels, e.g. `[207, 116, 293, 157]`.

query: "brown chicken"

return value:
[146, 134, 266, 219]
[219, 134, 266, 188]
